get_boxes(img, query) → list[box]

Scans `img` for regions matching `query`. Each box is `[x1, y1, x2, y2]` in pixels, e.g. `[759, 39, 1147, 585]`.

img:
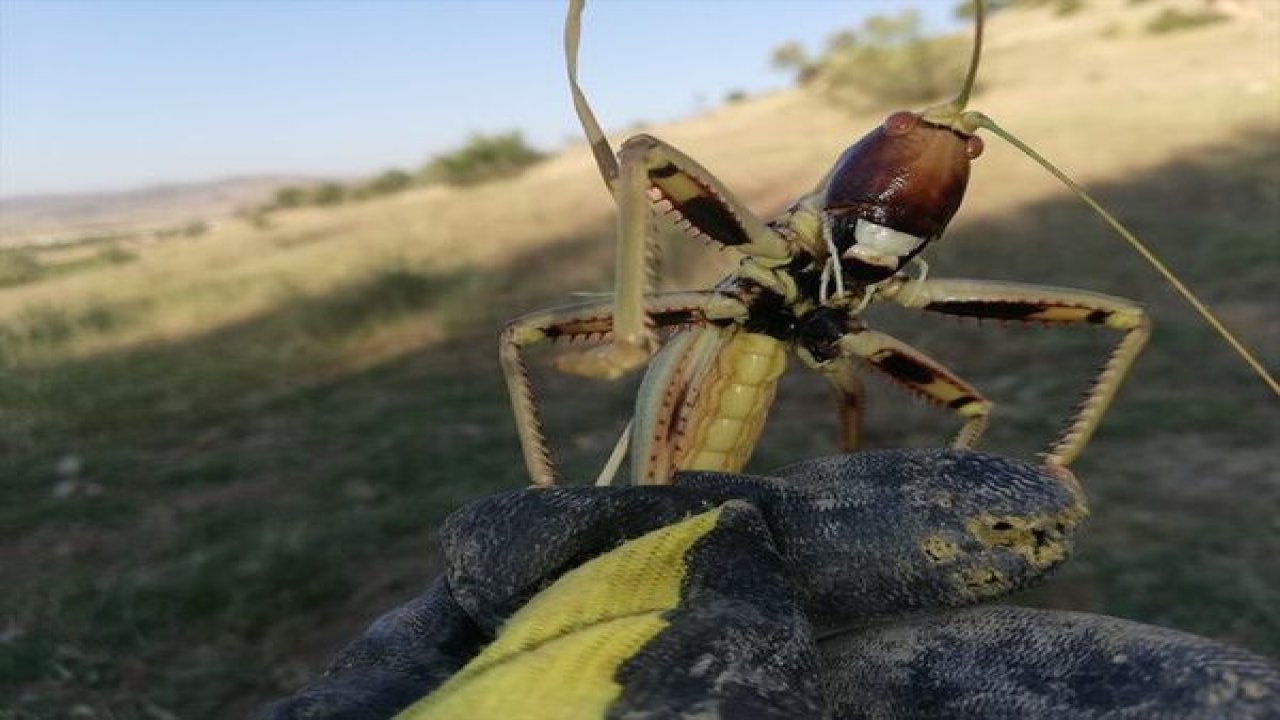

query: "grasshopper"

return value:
[501, 0, 1278, 487]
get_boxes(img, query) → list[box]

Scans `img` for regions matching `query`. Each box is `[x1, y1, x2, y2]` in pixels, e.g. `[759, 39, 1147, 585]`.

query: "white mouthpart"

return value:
[844, 219, 925, 259]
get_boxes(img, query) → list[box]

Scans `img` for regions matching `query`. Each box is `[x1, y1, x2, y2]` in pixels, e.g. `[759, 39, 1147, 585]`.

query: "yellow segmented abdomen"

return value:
[677, 331, 787, 473]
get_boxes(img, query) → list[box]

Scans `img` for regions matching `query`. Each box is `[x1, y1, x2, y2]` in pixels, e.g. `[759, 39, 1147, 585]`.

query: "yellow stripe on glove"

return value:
[398, 508, 721, 719]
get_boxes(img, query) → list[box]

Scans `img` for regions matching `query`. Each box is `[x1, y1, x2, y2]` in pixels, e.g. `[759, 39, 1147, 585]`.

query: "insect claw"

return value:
[1041, 463, 1086, 504]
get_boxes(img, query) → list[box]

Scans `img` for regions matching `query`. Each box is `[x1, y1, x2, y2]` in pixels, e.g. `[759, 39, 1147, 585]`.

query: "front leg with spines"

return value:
[880, 277, 1150, 468]
[500, 291, 747, 486]
[556, 135, 796, 382]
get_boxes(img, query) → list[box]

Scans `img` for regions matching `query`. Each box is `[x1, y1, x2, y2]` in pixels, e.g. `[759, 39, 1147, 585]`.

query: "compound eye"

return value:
[965, 135, 985, 159]
[883, 111, 919, 137]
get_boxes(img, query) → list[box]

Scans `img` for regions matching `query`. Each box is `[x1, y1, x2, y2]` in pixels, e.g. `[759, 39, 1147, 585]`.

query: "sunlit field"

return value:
[3, 3, 1278, 716]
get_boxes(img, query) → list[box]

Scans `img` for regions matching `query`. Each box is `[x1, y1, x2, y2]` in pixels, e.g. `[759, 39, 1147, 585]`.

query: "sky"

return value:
[0, 0, 960, 198]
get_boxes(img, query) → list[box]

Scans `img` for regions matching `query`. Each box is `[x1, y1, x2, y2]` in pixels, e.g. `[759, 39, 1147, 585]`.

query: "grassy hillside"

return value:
[3, 2, 1278, 716]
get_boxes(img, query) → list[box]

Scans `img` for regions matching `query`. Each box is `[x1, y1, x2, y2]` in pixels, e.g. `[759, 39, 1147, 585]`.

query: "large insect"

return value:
[501, 0, 1278, 487]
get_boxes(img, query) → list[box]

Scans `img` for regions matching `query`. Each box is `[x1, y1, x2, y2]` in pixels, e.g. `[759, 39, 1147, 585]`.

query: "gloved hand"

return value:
[258, 449, 1280, 719]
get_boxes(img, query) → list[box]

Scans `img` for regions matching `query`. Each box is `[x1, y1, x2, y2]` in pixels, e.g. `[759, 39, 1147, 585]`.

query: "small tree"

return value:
[813, 10, 969, 108]
[769, 41, 817, 84]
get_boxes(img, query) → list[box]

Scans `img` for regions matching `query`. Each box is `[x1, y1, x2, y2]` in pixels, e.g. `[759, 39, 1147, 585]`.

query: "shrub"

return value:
[421, 131, 546, 187]
[0, 248, 44, 288]
[309, 183, 346, 207]
[1053, 0, 1086, 16]
[363, 169, 414, 197]
[272, 186, 308, 209]
[97, 245, 137, 265]
[769, 41, 817, 84]
[1146, 7, 1228, 34]
[236, 206, 274, 230]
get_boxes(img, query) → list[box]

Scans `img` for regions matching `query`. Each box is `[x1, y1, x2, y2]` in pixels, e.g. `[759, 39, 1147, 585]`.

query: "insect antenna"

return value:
[936, 0, 1277, 396]
[565, 0, 618, 193]
[917, 0, 986, 130]
[952, 0, 985, 112]
[973, 114, 1279, 396]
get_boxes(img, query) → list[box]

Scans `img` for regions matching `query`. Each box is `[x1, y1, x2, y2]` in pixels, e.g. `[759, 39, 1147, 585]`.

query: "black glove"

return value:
[258, 449, 1280, 719]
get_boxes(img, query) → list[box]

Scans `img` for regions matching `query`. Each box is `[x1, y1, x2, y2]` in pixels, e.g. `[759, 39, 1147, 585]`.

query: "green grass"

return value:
[1146, 7, 1229, 35]
[0, 227, 624, 715]
[0, 245, 137, 290]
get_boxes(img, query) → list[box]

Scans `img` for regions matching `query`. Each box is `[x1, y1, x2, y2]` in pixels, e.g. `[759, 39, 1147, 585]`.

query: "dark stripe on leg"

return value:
[871, 350, 938, 385]
[925, 300, 1044, 320]
[676, 196, 751, 247]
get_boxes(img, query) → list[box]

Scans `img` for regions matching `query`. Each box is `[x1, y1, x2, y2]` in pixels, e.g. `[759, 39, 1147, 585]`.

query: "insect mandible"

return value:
[500, 0, 1279, 487]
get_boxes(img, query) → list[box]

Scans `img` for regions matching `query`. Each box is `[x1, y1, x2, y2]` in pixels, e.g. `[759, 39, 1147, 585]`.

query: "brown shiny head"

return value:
[821, 110, 983, 282]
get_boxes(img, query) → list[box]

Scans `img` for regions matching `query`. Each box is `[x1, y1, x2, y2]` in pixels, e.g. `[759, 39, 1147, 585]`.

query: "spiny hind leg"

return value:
[881, 276, 1149, 468]
[835, 328, 992, 450]
[501, 291, 747, 486]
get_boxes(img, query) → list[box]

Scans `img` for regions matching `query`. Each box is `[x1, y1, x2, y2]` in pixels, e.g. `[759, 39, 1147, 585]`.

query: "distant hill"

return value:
[0, 175, 326, 246]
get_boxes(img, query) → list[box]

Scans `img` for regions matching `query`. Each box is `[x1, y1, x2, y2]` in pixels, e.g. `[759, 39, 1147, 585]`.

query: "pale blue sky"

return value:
[0, 0, 959, 197]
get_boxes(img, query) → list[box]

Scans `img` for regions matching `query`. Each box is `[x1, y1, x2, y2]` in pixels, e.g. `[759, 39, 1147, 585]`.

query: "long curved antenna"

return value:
[952, 0, 985, 110]
[975, 112, 1280, 397]
[565, 0, 619, 192]
[922, 0, 986, 131]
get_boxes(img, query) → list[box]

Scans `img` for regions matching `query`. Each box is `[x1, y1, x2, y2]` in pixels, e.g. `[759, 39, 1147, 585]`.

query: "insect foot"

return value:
[553, 342, 652, 380]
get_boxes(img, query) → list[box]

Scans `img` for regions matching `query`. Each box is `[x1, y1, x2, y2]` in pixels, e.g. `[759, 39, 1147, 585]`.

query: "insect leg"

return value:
[835, 329, 992, 450]
[814, 356, 867, 453]
[556, 135, 794, 381]
[880, 277, 1150, 467]
[501, 291, 746, 486]
[565, 2, 790, 263]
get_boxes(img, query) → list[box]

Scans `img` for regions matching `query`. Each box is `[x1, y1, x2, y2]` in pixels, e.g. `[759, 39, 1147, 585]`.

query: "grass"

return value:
[3, 3, 1278, 716]
[0, 245, 136, 291]
[1146, 7, 1229, 35]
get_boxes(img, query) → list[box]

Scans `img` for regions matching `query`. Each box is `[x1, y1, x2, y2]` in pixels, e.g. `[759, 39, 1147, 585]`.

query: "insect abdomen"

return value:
[678, 331, 787, 473]
[632, 328, 786, 483]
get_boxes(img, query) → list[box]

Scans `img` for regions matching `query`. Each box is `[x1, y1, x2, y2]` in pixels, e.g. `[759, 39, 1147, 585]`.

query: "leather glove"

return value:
[257, 449, 1280, 719]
